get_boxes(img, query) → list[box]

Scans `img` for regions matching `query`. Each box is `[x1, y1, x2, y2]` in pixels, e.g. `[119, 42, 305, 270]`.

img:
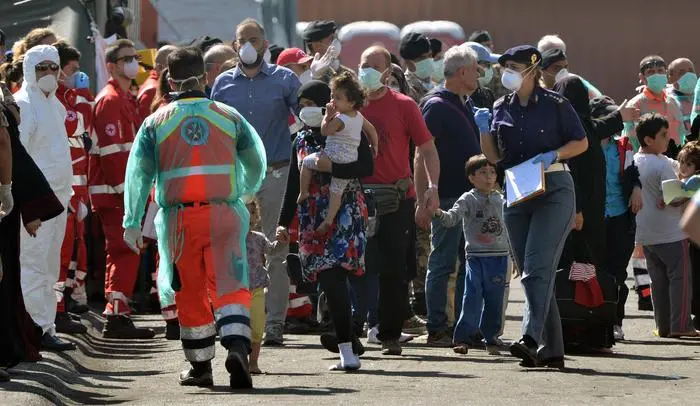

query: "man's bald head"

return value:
[360, 46, 391, 72]
[203, 44, 237, 86]
[155, 45, 178, 72]
[669, 58, 696, 88]
[204, 44, 236, 65]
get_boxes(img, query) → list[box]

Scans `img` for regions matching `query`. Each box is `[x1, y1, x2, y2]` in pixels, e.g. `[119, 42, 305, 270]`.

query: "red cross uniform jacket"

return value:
[89, 78, 142, 209]
[56, 84, 94, 213]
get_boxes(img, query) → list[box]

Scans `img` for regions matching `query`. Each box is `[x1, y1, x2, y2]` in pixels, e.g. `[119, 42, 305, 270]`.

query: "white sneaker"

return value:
[366, 326, 414, 344]
[613, 325, 625, 341]
[367, 326, 380, 344]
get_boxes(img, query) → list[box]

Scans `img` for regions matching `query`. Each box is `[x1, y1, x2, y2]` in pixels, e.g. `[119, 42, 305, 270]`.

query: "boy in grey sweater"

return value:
[434, 155, 510, 354]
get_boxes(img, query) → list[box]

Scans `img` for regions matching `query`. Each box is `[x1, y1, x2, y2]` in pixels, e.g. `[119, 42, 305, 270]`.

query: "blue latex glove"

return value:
[74, 71, 90, 89]
[683, 174, 700, 191]
[473, 108, 492, 133]
[532, 151, 558, 170]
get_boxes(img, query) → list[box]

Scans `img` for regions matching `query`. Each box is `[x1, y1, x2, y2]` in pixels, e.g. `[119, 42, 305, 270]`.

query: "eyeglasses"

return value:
[35, 63, 59, 72]
[116, 55, 142, 63]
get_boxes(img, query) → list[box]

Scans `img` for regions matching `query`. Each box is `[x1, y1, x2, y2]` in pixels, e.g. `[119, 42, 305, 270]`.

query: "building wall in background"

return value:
[298, 0, 700, 103]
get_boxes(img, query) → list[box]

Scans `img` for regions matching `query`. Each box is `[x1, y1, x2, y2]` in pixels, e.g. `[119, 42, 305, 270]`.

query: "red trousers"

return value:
[96, 207, 141, 315]
[174, 205, 251, 362]
[57, 211, 88, 312]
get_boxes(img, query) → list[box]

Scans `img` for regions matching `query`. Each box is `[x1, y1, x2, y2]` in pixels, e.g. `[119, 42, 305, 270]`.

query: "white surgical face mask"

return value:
[299, 106, 324, 128]
[298, 69, 312, 85]
[37, 74, 58, 93]
[123, 59, 140, 79]
[263, 48, 271, 64]
[501, 68, 524, 92]
[239, 42, 259, 65]
[171, 74, 205, 92]
[555, 68, 570, 83]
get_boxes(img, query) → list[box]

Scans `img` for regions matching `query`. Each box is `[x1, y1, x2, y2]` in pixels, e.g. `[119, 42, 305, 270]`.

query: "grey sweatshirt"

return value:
[439, 189, 509, 257]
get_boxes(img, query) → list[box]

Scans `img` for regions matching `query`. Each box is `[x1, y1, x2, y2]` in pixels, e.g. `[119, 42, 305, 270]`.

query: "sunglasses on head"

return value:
[35, 63, 59, 72]
[116, 55, 142, 63]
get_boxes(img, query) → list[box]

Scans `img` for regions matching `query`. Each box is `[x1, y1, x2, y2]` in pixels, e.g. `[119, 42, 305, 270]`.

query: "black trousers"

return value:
[689, 242, 700, 317]
[604, 212, 636, 325]
[318, 267, 354, 343]
[361, 198, 414, 341]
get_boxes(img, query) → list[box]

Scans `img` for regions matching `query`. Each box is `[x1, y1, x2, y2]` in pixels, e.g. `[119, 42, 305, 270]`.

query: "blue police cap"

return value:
[498, 45, 542, 67]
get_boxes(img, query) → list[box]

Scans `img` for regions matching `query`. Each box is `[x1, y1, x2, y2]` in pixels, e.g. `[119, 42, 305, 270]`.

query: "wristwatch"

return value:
[553, 151, 560, 164]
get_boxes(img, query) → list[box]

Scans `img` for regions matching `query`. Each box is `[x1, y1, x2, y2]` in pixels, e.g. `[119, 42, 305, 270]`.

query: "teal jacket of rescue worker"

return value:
[122, 91, 267, 307]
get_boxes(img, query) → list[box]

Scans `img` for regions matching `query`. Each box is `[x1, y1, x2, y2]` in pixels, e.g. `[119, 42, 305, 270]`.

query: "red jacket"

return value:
[56, 84, 95, 210]
[89, 78, 142, 209]
[137, 70, 159, 121]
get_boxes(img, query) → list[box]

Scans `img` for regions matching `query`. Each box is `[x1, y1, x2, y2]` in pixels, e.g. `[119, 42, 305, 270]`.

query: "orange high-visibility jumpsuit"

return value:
[123, 93, 266, 361]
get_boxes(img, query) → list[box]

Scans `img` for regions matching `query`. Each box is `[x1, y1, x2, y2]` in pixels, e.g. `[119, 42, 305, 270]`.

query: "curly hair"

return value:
[13, 28, 57, 62]
[246, 197, 262, 230]
[330, 71, 367, 110]
[678, 141, 700, 171]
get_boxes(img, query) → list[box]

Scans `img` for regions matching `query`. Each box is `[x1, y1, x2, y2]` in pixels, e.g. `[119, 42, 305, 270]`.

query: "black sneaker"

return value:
[225, 344, 252, 389]
[41, 333, 76, 352]
[320, 333, 365, 355]
[102, 315, 156, 339]
[426, 331, 454, 348]
[66, 297, 90, 315]
[179, 364, 213, 387]
[509, 337, 538, 367]
[55, 312, 87, 334]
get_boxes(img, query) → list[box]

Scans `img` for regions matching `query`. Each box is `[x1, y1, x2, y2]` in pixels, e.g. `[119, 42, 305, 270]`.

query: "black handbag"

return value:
[555, 233, 619, 323]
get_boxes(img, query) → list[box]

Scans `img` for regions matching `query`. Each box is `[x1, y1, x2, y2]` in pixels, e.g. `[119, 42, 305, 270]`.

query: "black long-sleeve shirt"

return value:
[278, 129, 374, 228]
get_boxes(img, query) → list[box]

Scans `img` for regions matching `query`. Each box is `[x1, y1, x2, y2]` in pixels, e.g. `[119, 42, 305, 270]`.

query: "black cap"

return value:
[468, 30, 492, 44]
[429, 38, 442, 58]
[268, 44, 284, 64]
[400, 32, 431, 61]
[188, 36, 223, 53]
[303, 20, 337, 42]
[541, 48, 567, 69]
[498, 45, 541, 67]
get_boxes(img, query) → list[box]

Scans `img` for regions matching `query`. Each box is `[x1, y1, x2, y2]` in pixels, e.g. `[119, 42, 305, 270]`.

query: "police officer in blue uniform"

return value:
[475, 45, 589, 369]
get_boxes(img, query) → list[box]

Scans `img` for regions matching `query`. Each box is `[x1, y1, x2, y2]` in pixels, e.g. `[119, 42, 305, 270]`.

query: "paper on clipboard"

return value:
[505, 156, 546, 207]
[142, 202, 159, 240]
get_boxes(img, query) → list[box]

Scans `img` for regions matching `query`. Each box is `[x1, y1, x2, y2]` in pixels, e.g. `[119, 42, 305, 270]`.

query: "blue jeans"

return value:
[426, 198, 463, 333]
[504, 171, 575, 359]
[453, 256, 509, 345]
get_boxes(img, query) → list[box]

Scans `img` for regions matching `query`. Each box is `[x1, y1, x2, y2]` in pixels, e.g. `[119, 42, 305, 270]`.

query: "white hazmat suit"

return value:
[15, 45, 72, 335]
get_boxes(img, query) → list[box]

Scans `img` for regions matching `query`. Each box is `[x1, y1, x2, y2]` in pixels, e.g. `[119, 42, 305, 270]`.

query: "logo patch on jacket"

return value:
[66, 110, 77, 122]
[181, 117, 209, 145]
[105, 123, 117, 136]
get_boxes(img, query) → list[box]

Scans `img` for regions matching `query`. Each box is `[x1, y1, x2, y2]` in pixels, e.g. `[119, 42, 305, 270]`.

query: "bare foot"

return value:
[250, 364, 263, 375]
[297, 192, 309, 205]
[315, 221, 332, 236]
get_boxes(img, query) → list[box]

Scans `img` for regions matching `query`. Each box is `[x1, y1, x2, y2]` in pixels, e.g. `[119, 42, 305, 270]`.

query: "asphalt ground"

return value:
[2, 276, 699, 405]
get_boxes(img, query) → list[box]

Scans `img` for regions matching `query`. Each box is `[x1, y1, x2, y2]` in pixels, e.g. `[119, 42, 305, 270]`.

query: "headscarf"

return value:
[554, 74, 590, 118]
[297, 79, 330, 107]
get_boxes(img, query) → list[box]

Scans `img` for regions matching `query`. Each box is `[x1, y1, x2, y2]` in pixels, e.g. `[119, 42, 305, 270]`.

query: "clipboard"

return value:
[505, 156, 546, 207]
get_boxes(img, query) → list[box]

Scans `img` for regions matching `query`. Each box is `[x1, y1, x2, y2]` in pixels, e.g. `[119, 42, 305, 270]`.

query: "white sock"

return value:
[338, 342, 360, 370]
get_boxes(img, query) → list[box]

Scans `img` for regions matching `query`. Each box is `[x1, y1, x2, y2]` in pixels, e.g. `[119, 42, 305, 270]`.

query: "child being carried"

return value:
[297, 72, 379, 234]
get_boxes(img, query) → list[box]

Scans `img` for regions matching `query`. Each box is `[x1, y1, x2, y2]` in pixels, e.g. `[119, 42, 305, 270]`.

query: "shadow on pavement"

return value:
[54, 351, 162, 379]
[352, 369, 476, 379]
[4, 365, 123, 405]
[600, 352, 695, 362]
[187, 385, 360, 396]
[622, 339, 700, 346]
[522, 367, 687, 381]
